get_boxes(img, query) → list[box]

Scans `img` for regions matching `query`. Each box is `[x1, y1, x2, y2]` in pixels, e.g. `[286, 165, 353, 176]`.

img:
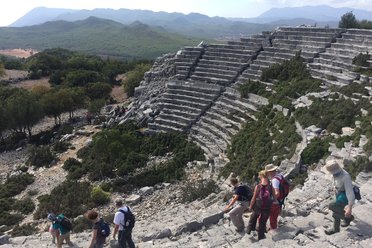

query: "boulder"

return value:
[126, 194, 142, 205]
[202, 212, 224, 227]
[174, 221, 203, 236]
[140, 186, 154, 195]
[0, 235, 10, 245]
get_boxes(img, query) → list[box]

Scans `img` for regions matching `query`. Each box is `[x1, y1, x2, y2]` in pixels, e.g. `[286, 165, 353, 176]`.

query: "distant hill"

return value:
[232, 5, 372, 26]
[0, 17, 200, 59]
[10, 7, 273, 39]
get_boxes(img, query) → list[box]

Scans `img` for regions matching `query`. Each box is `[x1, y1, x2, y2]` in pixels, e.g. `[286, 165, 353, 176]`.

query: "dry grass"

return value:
[110, 85, 127, 103]
[12, 77, 51, 90]
[0, 49, 38, 58]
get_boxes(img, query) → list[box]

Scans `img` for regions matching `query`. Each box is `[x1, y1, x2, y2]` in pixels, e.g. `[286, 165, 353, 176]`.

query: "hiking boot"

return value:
[341, 215, 354, 227]
[325, 228, 340, 235]
[325, 218, 340, 235]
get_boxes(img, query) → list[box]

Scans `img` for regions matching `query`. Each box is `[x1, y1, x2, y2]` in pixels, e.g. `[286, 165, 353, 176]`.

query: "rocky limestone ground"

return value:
[2, 167, 371, 248]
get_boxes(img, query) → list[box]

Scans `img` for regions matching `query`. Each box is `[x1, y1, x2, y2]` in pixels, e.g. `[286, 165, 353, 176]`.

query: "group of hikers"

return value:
[45, 160, 357, 246]
[47, 198, 135, 248]
[225, 160, 357, 240]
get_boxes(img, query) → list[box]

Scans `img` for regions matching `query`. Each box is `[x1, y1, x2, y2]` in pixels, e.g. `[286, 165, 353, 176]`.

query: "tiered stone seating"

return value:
[237, 27, 343, 85]
[190, 35, 266, 86]
[189, 87, 268, 158]
[175, 46, 204, 80]
[148, 80, 222, 133]
[308, 28, 372, 86]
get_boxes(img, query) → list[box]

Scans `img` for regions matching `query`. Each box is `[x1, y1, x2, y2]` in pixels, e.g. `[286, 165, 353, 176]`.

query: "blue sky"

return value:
[0, 0, 371, 26]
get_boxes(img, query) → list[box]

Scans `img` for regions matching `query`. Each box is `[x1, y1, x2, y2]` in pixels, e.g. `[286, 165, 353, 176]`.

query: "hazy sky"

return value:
[1, 0, 371, 26]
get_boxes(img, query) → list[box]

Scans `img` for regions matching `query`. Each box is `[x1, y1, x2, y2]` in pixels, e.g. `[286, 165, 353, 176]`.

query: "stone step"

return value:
[197, 119, 232, 144]
[148, 122, 184, 133]
[263, 47, 298, 55]
[224, 87, 266, 107]
[308, 62, 343, 74]
[162, 107, 200, 120]
[240, 37, 265, 44]
[189, 133, 221, 156]
[159, 102, 201, 114]
[341, 33, 372, 42]
[204, 110, 241, 131]
[194, 67, 238, 77]
[167, 88, 218, 100]
[250, 63, 270, 71]
[161, 97, 209, 110]
[190, 75, 232, 86]
[219, 95, 258, 113]
[274, 34, 334, 43]
[202, 54, 249, 63]
[258, 51, 294, 61]
[240, 69, 262, 81]
[206, 47, 255, 55]
[310, 74, 349, 87]
[196, 61, 243, 71]
[273, 38, 331, 48]
[309, 68, 357, 85]
[181, 49, 203, 56]
[182, 46, 204, 51]
[198, 58, 246, 68]
[274, 43, 326, 54]
[346, 28, 372, 36]
[190, 125, 228, 151]
[253, 58, 281, 67]
[336, 37, 372, 47]
[190, 137, 214, 158]
[277, 27, 342, 33]
[203, 51, 253, 60]
[214, 100, 255, 121]
[162, 93, 212, 106]
[166, 81, 222, 95]
[313, 57, 352, 71]
[203, 115, 239, 137]
[325, 47, 360, 57]
[319, 52, 353, 64]
[208, 43, 259, 50]
[154, 116, 190, 130]
[158, 113, 194, 125]
[331, 42, 372, 53]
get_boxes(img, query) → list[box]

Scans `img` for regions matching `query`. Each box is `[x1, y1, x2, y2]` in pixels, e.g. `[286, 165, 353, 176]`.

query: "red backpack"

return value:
[273, 174, 290, 206]
[255, 184, 273, 210]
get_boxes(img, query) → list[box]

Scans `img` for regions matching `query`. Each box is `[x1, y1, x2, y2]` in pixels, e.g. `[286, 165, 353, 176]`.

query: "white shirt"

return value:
[113, 206, 130, 231]
[271, 173, 283, 204]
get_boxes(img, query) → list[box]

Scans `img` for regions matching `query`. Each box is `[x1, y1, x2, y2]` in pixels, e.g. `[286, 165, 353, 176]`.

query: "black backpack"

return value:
[56, 216, 72, 231]
[353, 185, 361, 200]
[241, 185, 253, 202]
[119, 207, 135, 230]
[97, 218, 111, 237]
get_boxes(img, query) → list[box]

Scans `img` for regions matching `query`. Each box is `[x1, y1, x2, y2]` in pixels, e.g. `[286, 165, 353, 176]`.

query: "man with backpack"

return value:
[86, 210, 110, 248]
[324, 160, 355, 235]
[224, 178, 252, 232]
[48, 213, 74, 248]
[113, 198, 135, 248]
[265, 164, 289, 230]
[247, 170, 273, 240]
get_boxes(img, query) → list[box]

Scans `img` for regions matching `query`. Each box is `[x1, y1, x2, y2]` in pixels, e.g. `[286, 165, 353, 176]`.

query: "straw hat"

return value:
[265, 164, 278, 172]
[325, 160, 342, 175]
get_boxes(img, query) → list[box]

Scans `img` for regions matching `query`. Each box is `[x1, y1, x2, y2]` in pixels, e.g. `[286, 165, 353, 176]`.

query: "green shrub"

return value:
[11, 223, 38, 237]
[34, 181, 95, 219]
[344, 156, 372, 180]
[60, 124, 74, 135]
[0, 173, 35, 198]
[352, 53, 370, 67]
[237, 80, 268, 97]
[123, 63, 151, 97]
[53, 141, 70, 153]
[90, 186, 111, 206]
[301, 137, 331, 165]
[181, 180, 219, 202]
[13, 198, 35, 214]
[27, 145, 56, 168]
[72, 216, 92, 233]
[335, 136, 352, 149]
[0, 212, 23, 226]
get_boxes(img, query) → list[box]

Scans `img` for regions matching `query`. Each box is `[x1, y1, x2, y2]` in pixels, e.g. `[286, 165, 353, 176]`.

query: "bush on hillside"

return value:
[72, 216, 92, 233]
[11, 223, 38, 237]
[90, 186, 110, 206]
[181, 180, 219, 203]
[123, 63, 151, 97]
[27, 145, 56, 168]
[344, 156, 372, 180]
[352, 53, 370, 67]
[237, 80, 268, 97]
[301, 137, 331, 165]
[12, 198, 35, 215]
[0, 173, 35, 198]
[34, 181, 95, 219]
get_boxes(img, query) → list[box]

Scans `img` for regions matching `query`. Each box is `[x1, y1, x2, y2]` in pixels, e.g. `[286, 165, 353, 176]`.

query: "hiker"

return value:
[324, 160, 355, 235]
[224, 178, 251, 232]
[47, 215, 58, 244]
[113, 198, 135, 248]
[247, 170, 273, 240]
[48, 213, 74, 248]
[265, 164, 285, 230]
[86, 210, 110, 248]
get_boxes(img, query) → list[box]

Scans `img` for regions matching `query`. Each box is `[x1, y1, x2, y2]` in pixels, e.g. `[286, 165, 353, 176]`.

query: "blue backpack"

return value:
[97, 218, 111, 237]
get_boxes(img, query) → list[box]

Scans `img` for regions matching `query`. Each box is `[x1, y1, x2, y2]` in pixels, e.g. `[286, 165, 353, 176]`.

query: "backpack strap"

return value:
[272, 174, 286, 207]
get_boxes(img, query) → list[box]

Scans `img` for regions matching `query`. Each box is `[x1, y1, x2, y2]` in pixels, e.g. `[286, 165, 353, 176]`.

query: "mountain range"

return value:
[0, 17, 199, 59]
